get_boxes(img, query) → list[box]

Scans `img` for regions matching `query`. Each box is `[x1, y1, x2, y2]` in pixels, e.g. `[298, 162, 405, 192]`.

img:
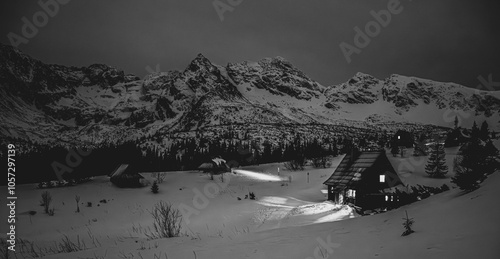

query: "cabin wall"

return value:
[356, 193, 399, 209]
[359, 159, 401, 191]
[327, 186, 344, 204]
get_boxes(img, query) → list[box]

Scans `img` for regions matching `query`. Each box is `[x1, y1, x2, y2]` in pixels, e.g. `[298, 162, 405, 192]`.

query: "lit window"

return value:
[379, 175, 385, 182]
[385, 195, 389, 201]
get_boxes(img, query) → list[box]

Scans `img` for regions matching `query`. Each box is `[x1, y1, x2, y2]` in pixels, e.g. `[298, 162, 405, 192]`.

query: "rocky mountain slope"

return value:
[1, 44, 499, 145]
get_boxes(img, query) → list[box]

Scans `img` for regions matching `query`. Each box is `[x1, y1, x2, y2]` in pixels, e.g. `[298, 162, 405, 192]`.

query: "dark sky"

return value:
[1, 0, 499, 89]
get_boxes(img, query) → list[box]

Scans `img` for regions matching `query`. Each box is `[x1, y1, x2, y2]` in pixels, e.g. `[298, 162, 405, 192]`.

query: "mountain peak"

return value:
[353, 72, 376, 79]
[259, 56, 289, 64]
[185, 53, 214, 72]
[192, 53, 212, 64]
[195, 53, 208, 60]
[272, 56, 287, 62]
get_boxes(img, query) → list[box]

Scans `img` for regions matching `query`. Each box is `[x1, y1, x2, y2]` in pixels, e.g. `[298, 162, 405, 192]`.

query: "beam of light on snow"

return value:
[257, 196, 295, 209]
[233, 169, 284, 182]
[313, 205, 357, 223]
[257, 196, 294, 209]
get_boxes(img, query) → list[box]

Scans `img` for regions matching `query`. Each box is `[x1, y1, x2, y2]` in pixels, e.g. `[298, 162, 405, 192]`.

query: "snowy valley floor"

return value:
[2, 148, 500, 258]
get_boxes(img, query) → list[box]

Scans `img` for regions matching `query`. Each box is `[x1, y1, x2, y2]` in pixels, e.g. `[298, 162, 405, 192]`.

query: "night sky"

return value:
[1, 0, 499, 89]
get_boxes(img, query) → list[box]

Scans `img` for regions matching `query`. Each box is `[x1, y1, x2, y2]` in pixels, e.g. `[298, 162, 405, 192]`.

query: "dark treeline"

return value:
[2, 132, 389, 184]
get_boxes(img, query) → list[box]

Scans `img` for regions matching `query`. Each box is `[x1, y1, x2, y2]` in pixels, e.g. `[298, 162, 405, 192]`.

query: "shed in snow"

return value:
[323, 151, 404, 209]
[197, 158, 230, 173]
[109, 164, 145, 188]
[198, 158, 231, 179]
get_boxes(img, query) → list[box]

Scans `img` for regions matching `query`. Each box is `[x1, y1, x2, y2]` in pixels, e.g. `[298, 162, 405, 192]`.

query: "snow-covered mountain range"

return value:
[1, 43, 499, 145]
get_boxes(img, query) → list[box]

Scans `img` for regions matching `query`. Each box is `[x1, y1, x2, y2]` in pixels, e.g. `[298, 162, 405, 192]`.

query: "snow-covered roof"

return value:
[323, 151, 403, 191]
[212, 158, 226, 166]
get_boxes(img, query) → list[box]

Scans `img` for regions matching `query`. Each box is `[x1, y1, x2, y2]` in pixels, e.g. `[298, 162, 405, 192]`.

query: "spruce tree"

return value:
[151, 181, 159, 194]
[452, 140, 484, 191]
[479, 121, 489, 140]
[413, 140, 426, 156]
[391, 145, 399, 157]
[483, 140, 500, 175]
[425, 142, 448, 178]
[451, 135, 499, 191]
[484, 140, 499, 159]
[471, 121, 480, 140]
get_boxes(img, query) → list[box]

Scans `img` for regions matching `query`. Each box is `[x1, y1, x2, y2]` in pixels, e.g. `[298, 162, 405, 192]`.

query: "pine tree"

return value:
[425, 142, 448, 178]
[484, 140, 499, 159]
[401, 210, 415, 236]
[454, 115, 459, 129]
[479, 121, 489, 140]
[484, 140, 500, 175]
[452, 140, 484, 191]
[391, 145, 399, 157]
[331, 144, 339, 157]
[151, 181, 159, 194]
[444, 128, 460, 147]
[413, 139, 426, 156]
[471, 121, 480, 140]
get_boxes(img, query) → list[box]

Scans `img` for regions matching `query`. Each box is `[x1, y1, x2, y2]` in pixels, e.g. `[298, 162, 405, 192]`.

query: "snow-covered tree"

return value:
[425, 142, 448, 178]
[479, 121, 489, 140]
[452, 139, 498, 191]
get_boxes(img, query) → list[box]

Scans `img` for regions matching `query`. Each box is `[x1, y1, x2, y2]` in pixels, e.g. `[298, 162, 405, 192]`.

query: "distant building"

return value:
[392, 130, 414, 148]
[323, 151, 404, 209]
[198, 158, 231, 179]
[109, 164, 145, 188]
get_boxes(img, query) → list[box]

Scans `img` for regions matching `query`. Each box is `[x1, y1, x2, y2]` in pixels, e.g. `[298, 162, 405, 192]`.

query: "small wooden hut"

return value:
[109, 164, 145, 188]
[198, 158, 231, 179]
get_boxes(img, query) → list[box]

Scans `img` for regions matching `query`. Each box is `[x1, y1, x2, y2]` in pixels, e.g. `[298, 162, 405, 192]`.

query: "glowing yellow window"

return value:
[379, 175, 385, 183]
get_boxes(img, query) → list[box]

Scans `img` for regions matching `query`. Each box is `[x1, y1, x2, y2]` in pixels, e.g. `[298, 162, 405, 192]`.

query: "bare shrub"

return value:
[312, 156, 331, 168]
[146, 201, 183, 239]
[41, 191, 52, 214]
[75, 195, 80, 213]
[58, 235, 86, 253]
[284, 156, 305, 171]
[152, 172, 166, 184]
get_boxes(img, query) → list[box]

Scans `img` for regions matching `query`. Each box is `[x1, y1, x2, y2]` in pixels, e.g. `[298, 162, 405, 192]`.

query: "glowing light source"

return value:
[233, 169, 284, 182]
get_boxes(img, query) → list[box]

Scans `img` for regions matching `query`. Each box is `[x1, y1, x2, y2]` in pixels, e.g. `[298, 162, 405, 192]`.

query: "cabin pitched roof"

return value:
[323, 151, 402, 191]
[109, 164, 143, 179]
[198, 158, 230, 171]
